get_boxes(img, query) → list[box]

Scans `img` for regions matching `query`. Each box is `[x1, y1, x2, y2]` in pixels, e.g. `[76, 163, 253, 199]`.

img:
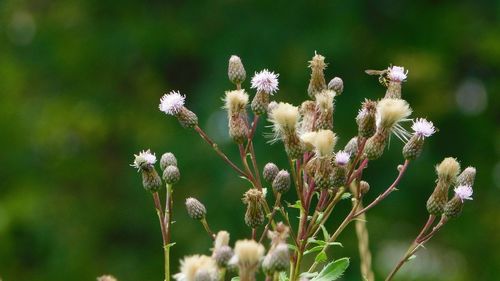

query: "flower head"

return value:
[174, 255, 218, 281]
[454, 185, 473, 202]
[232, 239, 265, 267]
[335, 150, 350, 166]
[412, 118, 436, 138]
[268, 102, 300, 139]
[387, 66, 408, 82]
[159, 91, 186, 115]
[223, 90, 249, 113]
[131, 149, 156, 170]
[251, 69, 279, 95]
[375, 98, 412, 141]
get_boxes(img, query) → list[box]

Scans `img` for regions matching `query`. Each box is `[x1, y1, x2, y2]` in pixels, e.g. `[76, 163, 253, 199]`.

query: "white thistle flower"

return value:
[159, 91, 185, 115]
[251, 69, 279, 95]
[412, 118, 436, 138]
[131, 149, 156, 170]
[387, 66, 408, 82]
[454, 185, 473, 202]
[335, 150, 350, 166]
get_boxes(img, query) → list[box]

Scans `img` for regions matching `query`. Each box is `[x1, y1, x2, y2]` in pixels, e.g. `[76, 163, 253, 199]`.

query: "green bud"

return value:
[177, 107, 198, 128]
[251, 91, 270, 116]
[402, 134, 425, 160]
[272, 170, 291, 194]
[141, 168, 162, 192]
[163, 165, 180, 184]
[263, 163, 279, 183]
[356, 99, 377, 138]
[186, 197, 206, 220]
[228, 55, 246, 85]
[160, 152, 177, 170]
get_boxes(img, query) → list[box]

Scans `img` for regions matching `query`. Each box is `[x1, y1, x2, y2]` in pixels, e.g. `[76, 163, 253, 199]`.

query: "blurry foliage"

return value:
[0, 0, 499, 280]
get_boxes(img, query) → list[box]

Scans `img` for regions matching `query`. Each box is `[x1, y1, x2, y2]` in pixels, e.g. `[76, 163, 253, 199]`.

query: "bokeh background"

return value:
[0, 1, 499, 280]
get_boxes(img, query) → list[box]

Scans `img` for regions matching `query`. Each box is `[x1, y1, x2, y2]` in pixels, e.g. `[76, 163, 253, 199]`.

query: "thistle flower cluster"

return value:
[125, 52, 477, 281]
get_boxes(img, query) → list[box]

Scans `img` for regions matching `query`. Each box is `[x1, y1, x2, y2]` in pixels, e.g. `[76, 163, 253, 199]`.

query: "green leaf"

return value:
[320, 225, 330, 241]
[311, 257, 350, 281]
[341, 192, 352, 200]
[287, 243, 298, 252]
[288, 200, 304, 211]
[314, 251, 328, 263]
[300, 272, 318, 279]
[408, 254, 417, 261]
[279, 272, 289, 281]
[307, 238, 326, 246]
[304, 245, 324, 255]
[231, 277, 240, 281]
[326, 241, 343, 247]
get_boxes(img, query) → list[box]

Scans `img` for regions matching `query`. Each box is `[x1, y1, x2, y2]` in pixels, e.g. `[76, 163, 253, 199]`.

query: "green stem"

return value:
[201, 217, 215, 240]
[152, 192, 169, 281]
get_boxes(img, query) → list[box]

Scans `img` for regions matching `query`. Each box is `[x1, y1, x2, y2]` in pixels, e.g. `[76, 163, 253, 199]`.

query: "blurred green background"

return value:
[0, 0, 499, 280]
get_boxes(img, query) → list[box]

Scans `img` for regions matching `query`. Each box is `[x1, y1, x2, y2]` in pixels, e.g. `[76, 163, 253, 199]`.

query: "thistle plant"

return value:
[127, 53, 477, 281]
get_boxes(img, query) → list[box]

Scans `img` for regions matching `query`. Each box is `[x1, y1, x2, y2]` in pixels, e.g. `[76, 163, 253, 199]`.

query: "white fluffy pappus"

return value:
[232, 239, 265, 267]
[436, 157, 461, 179]
[376, 98, 412, 142]
[315, 90, 335, 111]
[223, 90, 249, 113]
[174, 255, 218, 281]
[251, 69, 279, 95]
[159, 91, 186, 115]
[268, 102, 300, 138]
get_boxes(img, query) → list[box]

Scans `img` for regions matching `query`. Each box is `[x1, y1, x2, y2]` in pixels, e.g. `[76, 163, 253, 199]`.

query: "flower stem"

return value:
[201, 217, 215, 240]
[259, 193, 282, 243]
[152, 192, 169, 281]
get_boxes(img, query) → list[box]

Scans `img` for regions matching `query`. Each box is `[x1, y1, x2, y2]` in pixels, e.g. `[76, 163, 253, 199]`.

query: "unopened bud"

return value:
[272, 170, 291, 194]
[163, 165, 180, 184]
[160, 152, 177, 170]
[356, 99, 377, 138]
[177, 107, 199, 128]
[359, 180, 370, 195]
[328, 77, 344, 95]
[214, 245, 233, 267]
[330, 166, 347, 189]
[457, 167, 476, 186]
[228, 55, 246, 85]
[251, 91, 270, 116]
[344, 137, 359, 159]
[263, 163, 279, 183]
[186, 197, 206, 220]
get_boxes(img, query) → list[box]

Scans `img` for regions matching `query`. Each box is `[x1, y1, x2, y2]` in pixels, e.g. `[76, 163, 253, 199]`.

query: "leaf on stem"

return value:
[311, 257, 350, 281]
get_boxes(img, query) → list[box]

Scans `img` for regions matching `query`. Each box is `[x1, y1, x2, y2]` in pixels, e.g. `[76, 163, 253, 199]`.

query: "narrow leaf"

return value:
[311, 257, 350, 281]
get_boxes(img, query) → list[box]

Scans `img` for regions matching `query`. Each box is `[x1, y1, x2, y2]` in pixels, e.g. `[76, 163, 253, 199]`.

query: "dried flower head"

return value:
[268, 102, 300, 140]
[313, 130, 337, 157]
[411, 118, 436, 138]
[214, 231, 230, 251]
[454, 185, 473, 202]
[132, 149, 157, 171]
[223, 90, 249, 113]
[232, 239, 265, 267]
[335, 150, 350, 166]
[174, 255, 218, 281]
[436, 157, 461, 181]
[159, 91, 186, 115]
[375, 98, 412, 141]
[251, 69, 279, 95]
[387, 66, 408, 82]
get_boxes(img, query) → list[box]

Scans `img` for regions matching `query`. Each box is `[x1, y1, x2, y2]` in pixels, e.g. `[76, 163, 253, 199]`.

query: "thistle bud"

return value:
[330, 166, 347, 189]
[457, 167, 476, 186]
[328, 77, 344, 95]
[163, 165, 180, 184]
[186, 197, 207, 220]
[159, 91, 198, 128]
[356, 99, 377, 138]
[228, 55, 246, 85]
[359, 180, 370, 195]
[307, 52, 327, 99]
[426, 157, 460, 215]
[243, 189, 265, 228]
[444, 185, 473, 218]
[384, 66, 408, 99]
[363, 130, 389, 160]
[263, 163, 279, 183]
[272, 170, 291, 194]
[97, 275, 117, 281]
[142, 168, 162, 192]
[262, 243, 290, 274]
[214, 245, 233, 268]
[251, 91, 270, 116]
[160, 152, 177, 170]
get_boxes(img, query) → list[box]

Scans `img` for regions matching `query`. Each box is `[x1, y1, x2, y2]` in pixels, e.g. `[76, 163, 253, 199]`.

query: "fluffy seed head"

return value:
[315, 90, 335, 111]
[132, 149, 157, 170]
[376, 98, 412, 130]
[251, 69, 279, 95]
[312, 130, 337, 157]
[214, 231, 230, 251]
[299, 132, 317, 151]
[412, 118, 436, 138]
[454, 185, 473, 202]
[223, 90, 249, 113]
[160, 91, 186, 115]
[268, 102, 300, 137]
[233, 239, 265, 266]
[174, 255, 218, 281]
[97, 275, 117, 281]
[387, 66, 408, 82]
[335, 151, 350, 166]
[436, 157, 461, 180]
